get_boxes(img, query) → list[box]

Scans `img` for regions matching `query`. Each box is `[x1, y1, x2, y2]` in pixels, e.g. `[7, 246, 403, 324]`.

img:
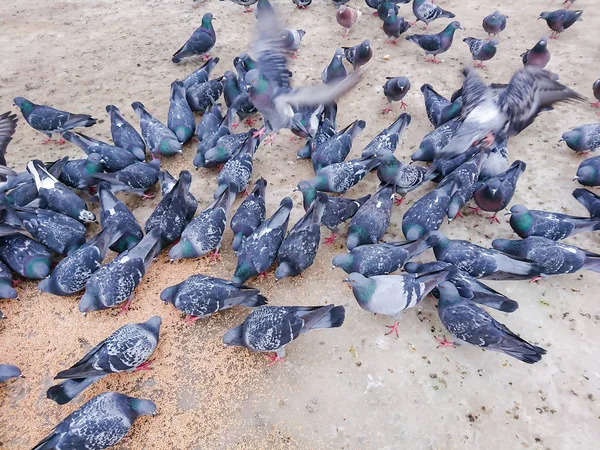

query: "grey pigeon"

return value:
[280, 29, 306, 56]
[0, 364, 22, 383]
[428, 140, 483, 180]
[305, 103, 338, 159]
[275, 193, 327, 279]
[538, 9, 583, 39]
[342, 39, 372, 70]
[172, 13, 216, 63]
[292, 0, 311, 9]
[302, 155, 379, 194]
[223, 304, 345, 363]
[168, 81, 196, 143]
[343, 268, 452, 336]
[376, 150, 427, 203]
[382, 7, 411, 44]
[560, 124, 600, 154]
[92, 159, 161, 198]
[38, 226, 123, 297]
[482, 11, 508, 36]
[145, 171, 198, 247]
[182, 57, 220, 90]
[464, 37, 498, 69]
[215, 130, 259, 197]
[507, 204, 600, 241]
[132, 101, 182, 156]
[436, 281, 545, 364]
[58, 154, 105, 190]
[425, 231, 542, 280]
[158, 170, 177, 197]
[13, 97, 96, 142]
[233, 52, 257, 81]
[406, 21, 461, 63]
[32, 392, 156, 449]
[322, 48, 347, 85]
[98, 182, 143, 253]
[411, 117, 460, 162]
[221, 0, 258, 13]
[231, 177, 267, 252]
[106, 105, 146, 161]
[62, 131, 138, 172]
[290, 104, 322, 141]
[521, 37, 550, 68]
[46, 317, 161, 405]
[402, 183, 452, 240]
[333, 238, 429, 277]
[0, 234, 51, 279]
[312, 120, 365, 173]
[573, 188, 600, 218]
[478, 135, 508, 180]
[0, 260, 17, 301]
[361, 112, 411, 158]
[27, 160, 95, 223]
[382, 76, 410, 113]
[492, 236, 600, 277]
[186, 77, 224, 113]
[575, 156, 600, 186]
[169, 188, 236, 261]
[347, 184, 394, 250]
[0, 112, 18, 181]
[231, 196, 293, 284]
[161, 275, 267, 323]
[411, 0, 455, 28]
[79, 228, 162, 313]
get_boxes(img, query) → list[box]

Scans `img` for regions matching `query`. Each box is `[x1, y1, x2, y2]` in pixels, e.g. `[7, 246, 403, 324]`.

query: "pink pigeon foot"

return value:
[474, 61, 486, 69]
[400, 100, 408, 110]
[253, 127, 266, 139]
[488, 213, 500, 224]
[202, 53, 211, 61]
[56, 138, 66, 145]
[258, 272, 268, 280]
[385, 321, 400, 337]
[529, 276, 543, 283]
[265, 353, 284, 366]
[323, 234, 338, 245]
[373, 12, 379, 16]
[11, 279, 22, 288]
[117, 298, 133, 315]
[209, 249, 220, 263]
[381, 107, 393, 114]
[468, 206, 481, 215]
[263, 133, 276, 146]
[244, 117, 256, 126]
[142, 191, 155, 200]
[591, 101, 600, 109]
[42, 138, 51, 144]
[394, 196, 404, 206]
[455, 211, 464, 219]
[244, 7, 254, 12]
[134, 360, 154, 372]
[231, 122, 239, 129]
[184, 315, 201, 325]
[435, 336, 456, 348]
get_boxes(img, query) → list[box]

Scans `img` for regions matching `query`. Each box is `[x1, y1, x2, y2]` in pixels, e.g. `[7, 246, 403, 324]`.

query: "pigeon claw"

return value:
[529, 276, 543, 283]
[394, 196, 404, 206]
[468, 206, 481, 216]
[265, 353, 284, 366]
[56, 138, 66, 145]
[381, 107, 393, 114]
[142, 191, 155, 200]
[231, 122, 240, 129]
[117, 298, 133, 315]
[384, 321, 400, 338]
[244, 117, 256, 126]
[134, 360, 154, 371]
[263, 133, 276, 146]
[488, 213, 500, 224]
[42, 138, 52, 144]
[253, 127, 266, 139]
[435, 336, 456, 348]
[209, 249, 220, 264]
[243, 7, 254, 13]
[591, 101, 600, 109]
[474, 61, 486, 69]
[184, 315, 201, 325]
[400, 100, 408, 110]
[323, 234, 337, 245]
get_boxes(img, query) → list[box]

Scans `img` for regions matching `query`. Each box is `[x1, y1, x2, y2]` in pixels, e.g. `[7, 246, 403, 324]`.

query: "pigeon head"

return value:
[0, 364, 22, 381]
[575, 165, 598, 185]
[37, 276, 57, 295]
[13, 97, 34, 115]
[487, 39, 499, 48]
[538, 12, 551, 20]
[332, 253, 354, 272]
[274, 262, 293, 280]
[79, 292, 103, 314]
[202, 12, 215, 27]
[508, 205, 533, 232]
[359, 40, 371, 54]
[193, 151, 206, 168]
[560, 130, 583, 150]
[223, 70, 237, 82]
[343, 272, 375, 305]
[148, 158, 162, 170]
[223, 324, 244, 347]
[334, 48, 344, 60]
[169, 239, 195, 261]
[447, 21, 462, 31]
[178, 170, 193, 187]
[231, 261, 253, 285]
[129, 398, 157, 418]
[86, 153, 105, 167]
[490, 238, 522, 257]
[24, 255, 51, 279]
[425, 231, 449, 249]
[436, 281, 461, 305]
[142, 316, 162, 334]
[253, 177, 267, 197]
[78, 209, 96, 224]
[535, 36, 548, 48]
[244, 69, 268, 94]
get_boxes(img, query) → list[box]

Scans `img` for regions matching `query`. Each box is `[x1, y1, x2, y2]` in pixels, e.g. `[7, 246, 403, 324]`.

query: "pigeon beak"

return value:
[504, 211, 511, 216]
[292, 188, 298, 192]
[342, 278, 350, 283]
[332, 265, 336, 270]
[573, 176, 579, 181]
[558, 138, 564, 143]
[82, 312, 87, 318]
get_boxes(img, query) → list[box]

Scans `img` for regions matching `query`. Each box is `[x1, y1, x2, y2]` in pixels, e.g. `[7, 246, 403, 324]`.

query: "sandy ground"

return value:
[1, 0, 600, 448]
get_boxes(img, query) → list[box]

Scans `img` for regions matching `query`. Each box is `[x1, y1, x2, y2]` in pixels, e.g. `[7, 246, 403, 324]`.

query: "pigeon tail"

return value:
[439, 9, 455, 19]
[311, 305, 346, 329]
[63, 114, 97, 130]
[582, 257, 600, 273]
[46, 376, 103, 405]
[239, 293, 268, 307]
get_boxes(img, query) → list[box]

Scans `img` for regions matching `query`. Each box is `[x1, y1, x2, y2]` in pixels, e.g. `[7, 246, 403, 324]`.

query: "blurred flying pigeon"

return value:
[312, 119, 365, 172]
[221, 0, 258, 13]
[231, 196, 293, 284]
[521, 37, 550, 68]
[436, 281, 545, 364]
[478, 135, 508, 180]
[231, 177, 267, 252]
[347, 184, 394, 250]
[482, 11, 507, 36]
[560, 124, 600, 154]
[411, 117, 460, 161]
[58, 154, 105, 190]
[0, 111, 18, 181]
[223, 304, 345, 364]
[172, 13, 216, 63]
[402, 183, 451, 240]
[185, 77, 224, 113]
[93, 159, 161, 198]
[0, 364, 22, 383]
[538, 9, 583, 39]
[62, 131, 138, 172]
[161, 275, 267, 323]
[376, 150, 427, 203]
[168, 81, 196, 143]
[13, 97, 96, 143]
[361, 112, 411, 158]
[575, 156, 600, 186]
[383, 76, 410, 113]
[183, 57, 220, 90]
[573, 188, 600, 218]
[322, 48, 347, 85]
[383, 8, 411, 44]
[106, 105, 146, 161]
[406, 21, 462, 63]
[301, 155, 379, 194]
[464, 37, 498, 69]
[337, 5, 362, 38]
[32, 392, 156, 449]
[411, 0, 455, 28]
[98, 182, 143, 253]
[0, 234, 51, 279]
[132, 101, 182, 156]
[215, 130, 259, 197]
[0, 260, 17, 302]
[342, 39, 372, 70]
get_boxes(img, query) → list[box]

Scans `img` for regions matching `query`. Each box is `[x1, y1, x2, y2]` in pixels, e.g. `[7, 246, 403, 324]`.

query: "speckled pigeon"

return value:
[158, 170, 177, 197]
[302, 155, 379, 194]
[98, 182, 143, 253]
[186, 77, 224, 113]
[347, 184, 394, 250]
[312, 120, 365, 173]
[172, 13, 216, 63]
[215, 130, 259, 197]
[194, 104, 225, 168]
[106, 105, 146, 161]
[168, 81, 196, 143]
[93, 159, 161, 198]
[521, 37, 550, 68]
[131, 101, 182, 157]
[421, 84, 450, 127]
[231, 177, 267, 252]
[538, 9, 583, 39]
[0, 234, 51, 279]
[464, 38, 498, 69]
[58, 154, 105, 190]
[343, 40, 372, 70]
[183, 57, 220, 90]
[402, 183, 451, 240]
[376, 150, 427, 203]
[361, 113, 411, 158]
[482, 11, 507, 36]
[411, 0, 455, 28]
[62, 131, 138, 172]
[411, 117, 460, 162]
[573, 188, 600, 218]
[560, 124, 600, 154]
[204, 127, 248, 168]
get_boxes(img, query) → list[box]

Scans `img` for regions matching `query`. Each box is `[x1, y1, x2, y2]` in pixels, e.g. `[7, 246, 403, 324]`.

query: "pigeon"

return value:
[215, 131, 259, 198]
[337, 5, 362, 38]
[231, 196, 293, 284]
[223, 304, 345, 364]
[364, 0, 409, 16]
[32, 392, 156, 449]
[343, 268, 452, 336]
[221, 0, 258, 13]
[0, 234, 52, 279]
[98, 182, 143, 253]
[194, 104, 225, 167]
[223, 71, 256, 124]
[425, 231, 542, 280]
[290, 104, 322, 141]
[560, 124, 600, 154]
[421, 84, 451, 127]
[493, 236, 600, 277]
[27, 160, 95, 223]
[478, 135, 508, 180]
[172, 13, 216, 63]
[573, 188, 600, 218]
[58, 154, 105, 190]
[411, 0, 455, 29]
[538, 9, 583, 39]
[411, 117, 461, 162]
[161, 275, 267, 323]
[308, 103, 338, 157]
[233, 52, 258, 80]
[376, 2, 399, 21]
[275, 193, 327, 279]
[575, 156, 600, 186]
[79, 228, 162, 313]
[312, 120, 365, 173]
[145, 171, 198, 247]
[302, 155, 379, 194]
[0, 364, 22, 383]
[169, 188, 236, 261]
[182, 57, 220, 90]
[435, 281, 546, 364]
[464, 38, 498, 69]
[203, 127, 248, 168]
[376, 150, 427, 203]
[361, 112, 411, 158]
[592, 78, 600, 110]
[382, 7, 411, 44]
[158, 170, 177, 197]
[333, 238, 429, 277]
[322, 48, 348, 85]
[231, 177, 267, 252]
[38, 226, 123, 296]
[62, 131, 138, 172]
[402, 183, 451, 240]
[383, 76, 411, 113]
[3, 157, 68, 208]
[347, 184, 394, 250]
[482, 11, 508, 36]
[106, 105, 146, 161]
[13, 97, 96, 143]
[186, 77, 224, 113]
[0, 260, 17, 302]
[168, 81, 196, 143]
[0, 111, 18, 181]
[93, 159, 161, 198]
[521, 37, 550, 69]
[280, 29, 306, 56]
[131, 101, 182, 156]
[406, 21, 461, 63]
[342, 39, 372, 70]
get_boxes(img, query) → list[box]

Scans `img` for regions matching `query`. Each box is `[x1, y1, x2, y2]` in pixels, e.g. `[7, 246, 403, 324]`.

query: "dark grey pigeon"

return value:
[186, 77, 224, 113]
[429, 141, 482, 179]
[463, 37, 498, 68]
[436, 281, 545, 364]
[347, 184, 394, 250]
[204, 128, 248, 168]
[98, 182, 143, 253]
[38, 226, 123, 297]
[343, 268, 452, 336]
[275, 193, 327, 280]
[106, 105, 146, 161]
[32, 392, 156, 449]
[194, 104, 225, 168]
[158, 170, 177, 197]
[0, 260, 17, 301]
[425, 230, 542, 280]
[412, 0, 455, 28]
[223, 71, 257, 124]
[169, 188, 236, 261]
[312, 120, 365, 173]
[521, 37, 550, 68]
[13, 97, 96, 142]
[507, 204, 600, 240]
[406, 21, 462, 63]
[365, 0, 409, 15]
[376, 150, 427, 203]
[223, 304, 345, 363]
[382, 77, 410, 113]
[492, 236, 600, 277]
[168, 81, 196, 144]
[575, 155, 600, 186]
[343, 40, 373, 70]
[231, 196, 293, 284]
[302, 155, 379, 194]
[402, 183, 452, 241]
[131, 101, 182, 157]
[233, 52, 257, 81]
[361, 113, 411, 158]
[478, 135, 508, 180]
[46, 316, 161, 405]
[411, 117, 460, 162]
[421, 84, 451, 127]
[215, 130, 259, 198]
[322, 48, 347, 85]
[231, 177, 267, 252]
[79, 228, 162, 313]
[93, 159, 161, 198]
[538, 9, 583, 39]
[382, 7, 411, 44]
[27, 160, 95, 223]
[573, 188, 600, 218]
[308, 103, 338, 159]
[0, 364, 22, 383]
[183, 57, 220, 90]
[482, 11, 508, 36]
[161, 275, 267, 324]
[145, 171, 198, 247]
[560, 124, 600, 154]
[172, 13, 216, 63]
[332, 238, 429, 277]
[62, 131, 138, 172]
[58, 154, 105, 190]
[0, 234, 51, 279]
